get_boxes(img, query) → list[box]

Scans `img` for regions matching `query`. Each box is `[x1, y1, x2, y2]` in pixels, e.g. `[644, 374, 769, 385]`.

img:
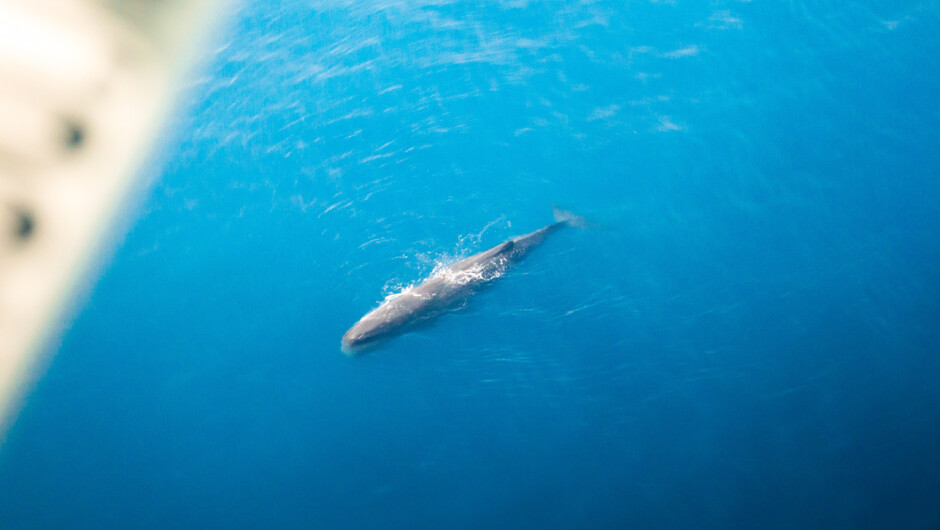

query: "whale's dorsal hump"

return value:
[482, 240, 514, 259]
[451, 240, 514, 271]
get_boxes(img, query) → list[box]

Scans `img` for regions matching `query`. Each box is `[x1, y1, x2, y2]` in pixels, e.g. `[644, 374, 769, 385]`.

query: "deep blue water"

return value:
[3, 1, 940, 528]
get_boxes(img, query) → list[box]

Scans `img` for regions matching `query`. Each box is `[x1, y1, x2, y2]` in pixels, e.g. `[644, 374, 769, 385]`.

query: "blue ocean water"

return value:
[2, 0, 940, 527]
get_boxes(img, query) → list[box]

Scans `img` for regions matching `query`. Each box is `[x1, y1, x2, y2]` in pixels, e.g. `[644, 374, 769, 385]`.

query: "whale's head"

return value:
[340, 301, 416, 355]
[342, 285, 442, 355]
[340, 321, 387, 355]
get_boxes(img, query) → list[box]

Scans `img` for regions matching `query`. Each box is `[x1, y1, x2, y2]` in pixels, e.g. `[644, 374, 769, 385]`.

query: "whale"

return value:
[341, 208, 585, 355]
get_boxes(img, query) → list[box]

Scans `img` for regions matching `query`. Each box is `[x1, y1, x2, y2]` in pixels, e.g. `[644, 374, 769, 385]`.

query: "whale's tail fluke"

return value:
[552, 205, 588, 228]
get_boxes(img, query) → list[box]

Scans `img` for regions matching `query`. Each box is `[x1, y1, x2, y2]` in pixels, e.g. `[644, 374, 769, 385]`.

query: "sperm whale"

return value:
[340, 208, 584, 355]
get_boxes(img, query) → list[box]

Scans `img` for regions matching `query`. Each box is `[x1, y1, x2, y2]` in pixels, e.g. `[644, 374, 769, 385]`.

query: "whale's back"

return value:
[450, 240, 515, 272]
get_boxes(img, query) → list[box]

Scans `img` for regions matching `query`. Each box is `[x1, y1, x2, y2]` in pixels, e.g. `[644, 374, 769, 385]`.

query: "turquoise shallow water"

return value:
[2, 1, 940, 528]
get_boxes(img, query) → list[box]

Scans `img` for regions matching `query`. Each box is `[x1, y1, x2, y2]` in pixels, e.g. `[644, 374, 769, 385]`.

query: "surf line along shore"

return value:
[341, 207, 586, 355]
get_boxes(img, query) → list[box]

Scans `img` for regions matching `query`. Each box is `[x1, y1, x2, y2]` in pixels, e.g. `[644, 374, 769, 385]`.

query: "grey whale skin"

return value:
[341, 209, 584, 355]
